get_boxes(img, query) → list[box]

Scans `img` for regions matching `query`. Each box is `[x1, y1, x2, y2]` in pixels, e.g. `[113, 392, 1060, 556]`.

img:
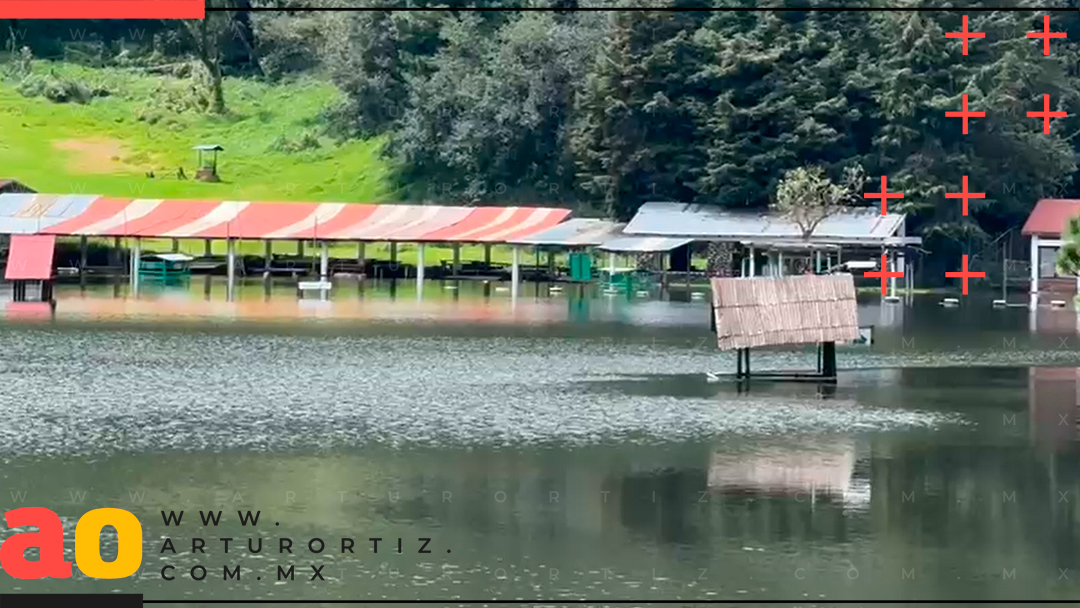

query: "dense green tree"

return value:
[870, 5, 1077, 259]
[570, 0, 713, 219]
[391, 11, 603, 202]
[694, 1, 881, 210]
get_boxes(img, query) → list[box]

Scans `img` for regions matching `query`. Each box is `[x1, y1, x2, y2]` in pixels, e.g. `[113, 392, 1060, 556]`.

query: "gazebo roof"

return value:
[710, 274, 859, 350]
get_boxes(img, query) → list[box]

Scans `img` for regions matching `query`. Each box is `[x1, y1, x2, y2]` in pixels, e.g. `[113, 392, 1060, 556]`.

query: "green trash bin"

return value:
[569, 252, 593, 282]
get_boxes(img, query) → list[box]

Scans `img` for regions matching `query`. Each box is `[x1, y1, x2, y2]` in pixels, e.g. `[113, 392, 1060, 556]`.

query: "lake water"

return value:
[2, 279, 1080, 606]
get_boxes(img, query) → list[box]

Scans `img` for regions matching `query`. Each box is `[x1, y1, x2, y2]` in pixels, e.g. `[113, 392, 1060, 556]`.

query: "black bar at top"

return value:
[1, 594, 142, 608]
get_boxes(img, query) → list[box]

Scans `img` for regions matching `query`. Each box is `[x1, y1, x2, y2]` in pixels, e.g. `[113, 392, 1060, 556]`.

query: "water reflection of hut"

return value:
[707, 439, 858, 501]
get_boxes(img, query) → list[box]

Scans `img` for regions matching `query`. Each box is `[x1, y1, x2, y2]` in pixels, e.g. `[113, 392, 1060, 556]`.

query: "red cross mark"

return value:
[1028, 14, 1066, 56]
[945, 254, 985, 295]
[864, 176, 904, 216]
[1028, 94, 1067, 134]
[945, 175, 985, 216]
[946, 15, 984, 55]
[864, 254, 904, 296]
[945, 94, 985, 135]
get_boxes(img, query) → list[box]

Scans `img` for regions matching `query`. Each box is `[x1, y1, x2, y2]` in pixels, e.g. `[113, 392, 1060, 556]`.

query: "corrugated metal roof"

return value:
[711, 274, 858, 350]
[625, 202, 907, 243]
[144, 253, 195, 262]
[599, 235, 693, 252]
[0, 195, 571, 243]
[1022, 199, 1080, 238]
[510, 219, 622, 246]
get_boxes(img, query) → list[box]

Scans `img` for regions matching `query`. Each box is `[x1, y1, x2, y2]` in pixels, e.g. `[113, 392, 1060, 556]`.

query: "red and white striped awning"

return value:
[0, 195, 572, 243]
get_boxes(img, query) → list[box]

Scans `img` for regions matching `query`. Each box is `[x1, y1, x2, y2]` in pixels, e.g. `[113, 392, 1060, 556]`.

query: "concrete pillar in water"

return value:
[390, 242, 398, 264]
[131, 237, 141, 296]
[1030, 235, 1040, 311]
[357, 242, 366, 263]
[203, 238, 212, 257]
[547, 250, 556, 277]
[416, 243, 425, 300]
[319, 241, 329, 281]
[78, 235, 88, 287]
[484, 244, 492, 267]
[111, 236, 121, 276]
[319, 241, 329, 302]
[452, 243, 462, 275]
[171, 238, 180, 253]
[510, 245, 520, 300]
[226, 238, 236, 301]
[263, 240, 272, 270]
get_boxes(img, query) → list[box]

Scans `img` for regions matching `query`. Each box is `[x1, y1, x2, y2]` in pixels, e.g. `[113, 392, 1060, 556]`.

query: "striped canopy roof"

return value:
[0, 194, 571, 243]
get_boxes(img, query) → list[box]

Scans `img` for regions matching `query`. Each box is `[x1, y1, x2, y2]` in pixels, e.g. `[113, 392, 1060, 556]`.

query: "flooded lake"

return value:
[2, 278, 1080, 605]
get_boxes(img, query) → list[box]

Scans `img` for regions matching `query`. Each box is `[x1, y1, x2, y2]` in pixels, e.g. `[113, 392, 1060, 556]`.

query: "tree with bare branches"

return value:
[177, 1, 236, 114]
[773, 165, 867, 240]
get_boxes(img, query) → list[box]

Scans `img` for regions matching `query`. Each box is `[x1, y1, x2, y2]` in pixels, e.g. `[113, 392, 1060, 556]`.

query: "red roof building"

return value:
[1021, 199, 1080, 308]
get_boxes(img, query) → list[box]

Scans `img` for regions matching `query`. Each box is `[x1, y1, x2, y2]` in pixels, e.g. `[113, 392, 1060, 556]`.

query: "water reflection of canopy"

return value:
[32, 296, 571, 323]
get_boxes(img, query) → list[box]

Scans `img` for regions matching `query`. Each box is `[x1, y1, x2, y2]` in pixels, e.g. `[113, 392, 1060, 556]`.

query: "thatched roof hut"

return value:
[710, 274, 860, 382]
[711, 274, 859, 351]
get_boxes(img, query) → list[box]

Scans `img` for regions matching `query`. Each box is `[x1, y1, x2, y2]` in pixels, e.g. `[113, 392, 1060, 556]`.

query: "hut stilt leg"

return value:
[736, 349, 743, 378]
[822, 341, 837, 380]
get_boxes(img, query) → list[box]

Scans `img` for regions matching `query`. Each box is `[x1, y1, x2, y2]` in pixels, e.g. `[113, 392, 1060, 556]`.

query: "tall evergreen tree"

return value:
[570, 0, 713, 219]
[391, 11, 603, 203]
[870, 5, 1077, 257]
[694, 0, 880, 209]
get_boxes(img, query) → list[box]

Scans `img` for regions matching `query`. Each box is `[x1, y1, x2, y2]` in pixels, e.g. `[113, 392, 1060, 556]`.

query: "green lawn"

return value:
[0, 61, 391, 202]
[0, 61, 540, 263]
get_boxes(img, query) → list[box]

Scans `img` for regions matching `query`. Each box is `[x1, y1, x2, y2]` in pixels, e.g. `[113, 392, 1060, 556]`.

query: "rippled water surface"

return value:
[2, 280, 1080, 605]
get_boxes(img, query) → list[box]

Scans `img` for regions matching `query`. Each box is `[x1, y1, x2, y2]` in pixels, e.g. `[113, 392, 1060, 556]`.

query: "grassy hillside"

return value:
[0, 61, 522, 265]
[0, 61, 390, 201]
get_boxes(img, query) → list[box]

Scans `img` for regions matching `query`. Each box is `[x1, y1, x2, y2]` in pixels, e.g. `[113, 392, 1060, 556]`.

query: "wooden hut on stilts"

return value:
[710, 274, 859, 383]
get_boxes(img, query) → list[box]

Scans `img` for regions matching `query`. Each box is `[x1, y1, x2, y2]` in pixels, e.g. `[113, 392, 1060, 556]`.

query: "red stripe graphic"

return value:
[0, 1, 204, 19]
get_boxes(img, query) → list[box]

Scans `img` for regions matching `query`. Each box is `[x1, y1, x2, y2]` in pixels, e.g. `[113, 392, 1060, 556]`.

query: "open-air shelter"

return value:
[623, 202, 921, 294]
[0, 193, 570, 300]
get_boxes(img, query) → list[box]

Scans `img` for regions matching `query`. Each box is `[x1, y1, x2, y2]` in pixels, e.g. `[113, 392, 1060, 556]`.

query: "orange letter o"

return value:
[74, 508, 143, 579]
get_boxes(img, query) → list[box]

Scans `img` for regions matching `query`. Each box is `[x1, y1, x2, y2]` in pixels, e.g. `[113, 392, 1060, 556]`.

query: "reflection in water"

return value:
[1029, 367, 1080, 449]
[3, 284, 1080, 601]
[707, 436, 869, 509]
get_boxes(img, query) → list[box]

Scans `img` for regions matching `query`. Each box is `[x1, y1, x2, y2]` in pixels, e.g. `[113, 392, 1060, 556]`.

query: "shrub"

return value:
[266, 131, 322, 154]
[17, 74, 94, 104]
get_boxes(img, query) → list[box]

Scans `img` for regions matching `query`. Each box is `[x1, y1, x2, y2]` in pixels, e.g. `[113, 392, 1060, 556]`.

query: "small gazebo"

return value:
[193, 144, 224, 182]
[710, 273, 859, 383]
